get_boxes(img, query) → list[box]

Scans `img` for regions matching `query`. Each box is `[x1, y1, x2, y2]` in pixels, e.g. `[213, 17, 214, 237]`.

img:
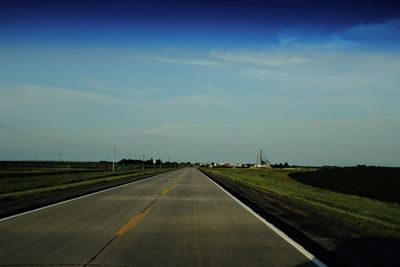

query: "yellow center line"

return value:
[161, 182, 174, 196]
[116, 210, 147, 236]
[115, 181, 175, 236]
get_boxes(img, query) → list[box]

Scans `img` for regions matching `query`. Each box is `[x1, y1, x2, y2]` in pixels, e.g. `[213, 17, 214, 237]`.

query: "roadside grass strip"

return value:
[204, 168, 400, 237]
[0, 169, 165, 200]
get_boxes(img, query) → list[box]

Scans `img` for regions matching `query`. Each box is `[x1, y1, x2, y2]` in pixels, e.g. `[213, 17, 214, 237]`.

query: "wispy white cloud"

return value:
[209, 34, 400, 95]
[342, 19, 400, 41]
[126, 123, 211, 136]
[131, 93, 245, 124]
[81, 78, 125, 96]
[0, 84, 128, 106]
[211, 50, 310, 67]
[312, 115, 400, 129]
[154, 56, 223, 67]
[0, 84, 134, 142]
[2, 18, 400, 164]
[160, 93, 232, 107]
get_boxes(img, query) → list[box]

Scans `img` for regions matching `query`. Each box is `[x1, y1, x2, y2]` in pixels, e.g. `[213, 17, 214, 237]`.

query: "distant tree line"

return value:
[271, 162, 293, 168]
[115, 159, 192, 168]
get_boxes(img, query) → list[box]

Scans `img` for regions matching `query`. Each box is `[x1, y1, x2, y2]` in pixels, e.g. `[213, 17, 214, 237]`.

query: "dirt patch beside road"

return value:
[200, 169, 400, 267]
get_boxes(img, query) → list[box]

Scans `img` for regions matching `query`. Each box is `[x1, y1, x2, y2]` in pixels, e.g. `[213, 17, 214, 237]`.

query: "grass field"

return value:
[203, 167, 400, 237]
[0, 161, 171, 200]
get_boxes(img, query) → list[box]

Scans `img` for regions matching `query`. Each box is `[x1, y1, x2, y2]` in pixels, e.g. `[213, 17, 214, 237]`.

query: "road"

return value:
[0, 167, 322, 267]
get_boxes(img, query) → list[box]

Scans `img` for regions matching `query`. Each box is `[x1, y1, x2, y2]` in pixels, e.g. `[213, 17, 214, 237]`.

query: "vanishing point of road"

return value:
[0, 168, 323, 267]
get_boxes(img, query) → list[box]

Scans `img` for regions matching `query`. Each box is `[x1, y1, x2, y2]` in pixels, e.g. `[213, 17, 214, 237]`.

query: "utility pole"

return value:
[142, 154, 145, 170]
[113, 145, 115, 172]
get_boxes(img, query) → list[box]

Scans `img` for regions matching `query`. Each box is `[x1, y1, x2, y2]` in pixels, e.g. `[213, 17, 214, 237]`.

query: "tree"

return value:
[284, 162, 289, 168]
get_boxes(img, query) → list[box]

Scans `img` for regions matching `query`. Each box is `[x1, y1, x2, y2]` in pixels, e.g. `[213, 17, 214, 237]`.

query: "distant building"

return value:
[255, 149, 271, 168]
[211, 162, 244, 168]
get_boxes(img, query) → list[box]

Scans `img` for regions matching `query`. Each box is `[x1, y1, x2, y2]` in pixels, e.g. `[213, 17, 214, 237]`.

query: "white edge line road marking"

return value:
[198, 170, 327, 267]
[0, 171, 173, 222]
[2, 167, 327, 267]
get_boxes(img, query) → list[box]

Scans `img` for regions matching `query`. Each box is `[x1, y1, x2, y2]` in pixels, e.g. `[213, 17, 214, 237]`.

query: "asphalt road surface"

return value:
[0, 167, 322, 267]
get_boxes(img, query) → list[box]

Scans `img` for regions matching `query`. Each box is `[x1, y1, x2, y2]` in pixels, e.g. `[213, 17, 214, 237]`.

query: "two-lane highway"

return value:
[0, 168, 322, 266]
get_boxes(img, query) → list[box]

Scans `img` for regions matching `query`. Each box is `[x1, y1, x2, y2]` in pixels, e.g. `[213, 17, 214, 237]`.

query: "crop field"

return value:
[204, 167, 400, 237]
[0, 161, 169, 200]
[289, 167, 400, 204]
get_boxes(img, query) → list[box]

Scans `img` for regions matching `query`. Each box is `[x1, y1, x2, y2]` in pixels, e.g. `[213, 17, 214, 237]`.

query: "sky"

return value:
[1, 0, 400, 166]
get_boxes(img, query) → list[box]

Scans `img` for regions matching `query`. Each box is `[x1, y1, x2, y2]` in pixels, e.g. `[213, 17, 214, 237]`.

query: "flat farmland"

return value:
[203, 167, 400, 237]
[0, 161, 167, 201]
[289, 167, 400, 204]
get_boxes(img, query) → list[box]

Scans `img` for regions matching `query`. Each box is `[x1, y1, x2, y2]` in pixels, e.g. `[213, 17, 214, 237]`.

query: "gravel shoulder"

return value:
[200, 169, 400, 267]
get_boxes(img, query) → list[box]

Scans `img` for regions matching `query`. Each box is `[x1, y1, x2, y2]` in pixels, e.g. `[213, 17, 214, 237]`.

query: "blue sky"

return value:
[1, 1, 400, 166]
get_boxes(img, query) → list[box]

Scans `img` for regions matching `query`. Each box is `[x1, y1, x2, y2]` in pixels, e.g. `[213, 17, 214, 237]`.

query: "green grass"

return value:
[203, 168, 400, 237]
[0, 162, 170, 200]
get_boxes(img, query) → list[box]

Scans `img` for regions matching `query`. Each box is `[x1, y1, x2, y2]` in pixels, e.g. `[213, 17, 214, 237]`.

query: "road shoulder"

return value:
[199, 168, 400, 267]
[0, 169, 174, 219]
